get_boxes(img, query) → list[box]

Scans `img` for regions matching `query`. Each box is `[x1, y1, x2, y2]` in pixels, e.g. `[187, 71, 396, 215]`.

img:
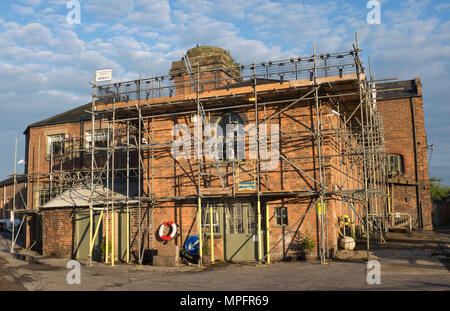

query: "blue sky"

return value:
[0, 0, 449, 184]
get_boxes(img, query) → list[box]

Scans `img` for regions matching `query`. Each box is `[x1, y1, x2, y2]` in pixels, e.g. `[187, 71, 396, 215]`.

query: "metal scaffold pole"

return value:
[253, 62, 264, 266]
[10, 137, 17, 253]
[313, 43, 326, 264]
[88, 75, 96, 266]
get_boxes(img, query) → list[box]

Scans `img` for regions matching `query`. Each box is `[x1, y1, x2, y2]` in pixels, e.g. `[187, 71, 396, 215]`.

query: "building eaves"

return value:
[376, 80, 419, 101]
[0, 175, 27, 187]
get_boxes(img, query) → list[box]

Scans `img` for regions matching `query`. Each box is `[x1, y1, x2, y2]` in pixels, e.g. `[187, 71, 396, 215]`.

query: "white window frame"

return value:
[85, 129, 109, 149]
[47, 134, 65, 156]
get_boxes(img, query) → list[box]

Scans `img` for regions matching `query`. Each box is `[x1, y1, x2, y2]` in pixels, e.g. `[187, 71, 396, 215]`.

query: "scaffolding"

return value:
[20, 35, 391, 266]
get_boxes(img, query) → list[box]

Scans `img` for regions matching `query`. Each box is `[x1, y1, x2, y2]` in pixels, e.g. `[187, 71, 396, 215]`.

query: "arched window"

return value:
[386, 154, 404, 177]
[216, 113, 245, 161]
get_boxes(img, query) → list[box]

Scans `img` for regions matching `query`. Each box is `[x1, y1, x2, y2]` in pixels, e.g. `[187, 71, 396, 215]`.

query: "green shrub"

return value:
[299, 231, 316, 253]
[100, 241, 112, 254]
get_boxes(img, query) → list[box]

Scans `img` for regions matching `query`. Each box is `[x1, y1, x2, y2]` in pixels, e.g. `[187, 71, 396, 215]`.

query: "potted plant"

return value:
[100, 241, 112, 261]
[299, 231, 316, 261]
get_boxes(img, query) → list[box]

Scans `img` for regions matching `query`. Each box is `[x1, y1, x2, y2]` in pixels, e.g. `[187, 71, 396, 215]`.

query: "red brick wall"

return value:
[0, 182, 27, 220]
[40, 208, 74, 257]
[377, 83, 432, 230]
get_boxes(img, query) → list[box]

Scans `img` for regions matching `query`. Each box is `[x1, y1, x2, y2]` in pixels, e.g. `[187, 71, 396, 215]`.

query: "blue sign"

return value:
[238, 181, 256, 190]
[185, 235, 200, 256]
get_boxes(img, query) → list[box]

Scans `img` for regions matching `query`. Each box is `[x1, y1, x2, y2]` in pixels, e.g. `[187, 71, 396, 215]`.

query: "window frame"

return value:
[202, 201, 223, 236]
[386, 154, 405, 177]
[216, 113, 245, 162]
[85, 129, 110, 149]
[47, 134, 66, 156]
[274, 206, 288, 228]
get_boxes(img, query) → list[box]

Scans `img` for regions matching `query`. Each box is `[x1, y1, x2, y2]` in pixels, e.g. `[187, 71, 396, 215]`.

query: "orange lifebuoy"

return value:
[158, 221, 177, 241]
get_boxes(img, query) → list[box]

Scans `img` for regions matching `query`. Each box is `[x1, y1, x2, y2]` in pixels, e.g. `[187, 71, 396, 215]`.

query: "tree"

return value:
[429, 177, 450, 199]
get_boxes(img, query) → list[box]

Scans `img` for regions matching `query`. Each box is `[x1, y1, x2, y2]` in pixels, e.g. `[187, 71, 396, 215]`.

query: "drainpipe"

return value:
[410, 96, 422, 229]
[2, 186, 5, 220]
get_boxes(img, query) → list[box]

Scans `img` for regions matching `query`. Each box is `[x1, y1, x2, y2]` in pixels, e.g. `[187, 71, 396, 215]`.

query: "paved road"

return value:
[0, 230, 448, 291]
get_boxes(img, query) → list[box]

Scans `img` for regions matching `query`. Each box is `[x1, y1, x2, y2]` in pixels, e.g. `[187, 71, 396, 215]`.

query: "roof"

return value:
[0, 175, 26, 187]
[376, 79, 420, 101]
[24, 103, 92, 133]
[42, 181, 138, 208]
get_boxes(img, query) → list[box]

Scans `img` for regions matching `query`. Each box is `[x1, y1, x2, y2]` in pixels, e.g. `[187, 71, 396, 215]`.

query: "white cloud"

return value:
[11, 4, 35, 15]
[84, 0, 134, 19]
[127, 0, 173, 27]
[20, 0, 42, 6]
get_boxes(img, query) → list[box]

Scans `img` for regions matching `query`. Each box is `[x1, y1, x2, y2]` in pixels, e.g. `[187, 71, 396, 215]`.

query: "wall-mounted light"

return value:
[249, 97, 256, 102]
[331, 110, 340, 117]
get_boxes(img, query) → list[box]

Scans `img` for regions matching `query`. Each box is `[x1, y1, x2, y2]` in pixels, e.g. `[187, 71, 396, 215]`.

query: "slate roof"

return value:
[376, 80, 419, 101]
[24, 103, 92, 133]
[0, 175, 27, 187]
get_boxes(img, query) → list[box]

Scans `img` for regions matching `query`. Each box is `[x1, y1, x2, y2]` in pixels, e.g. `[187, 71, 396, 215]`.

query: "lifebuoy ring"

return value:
[158, 221, 177, 241]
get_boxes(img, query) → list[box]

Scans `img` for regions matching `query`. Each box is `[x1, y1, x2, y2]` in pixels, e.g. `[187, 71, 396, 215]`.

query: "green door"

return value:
[117, 211, 129, 262]
[224, 201, 258, 262]
[74, 211, 102, 261]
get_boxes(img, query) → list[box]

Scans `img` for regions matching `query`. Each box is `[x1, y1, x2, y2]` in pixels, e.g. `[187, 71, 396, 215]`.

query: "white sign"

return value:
[95, 69, 112, 83]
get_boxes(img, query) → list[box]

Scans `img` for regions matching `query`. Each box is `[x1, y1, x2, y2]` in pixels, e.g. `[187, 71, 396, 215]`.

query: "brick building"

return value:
[376, 78, 432, 230]
[0, 175, 27, 220]
[19, 45, 432, 265]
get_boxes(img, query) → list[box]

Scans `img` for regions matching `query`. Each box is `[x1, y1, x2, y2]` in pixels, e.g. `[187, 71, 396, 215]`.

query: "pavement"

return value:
[0, 229, 448, 291]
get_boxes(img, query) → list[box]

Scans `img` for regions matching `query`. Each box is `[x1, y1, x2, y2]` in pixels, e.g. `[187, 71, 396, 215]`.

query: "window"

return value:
[203, 202, 221, 235]
[275, 207, 288, 227]
[217, 113, 245, 161]
[386, 154, 404, 177]
[85, 129, 109, 149]
[38, 185, 69, 207]
[47, 134, 65, 156]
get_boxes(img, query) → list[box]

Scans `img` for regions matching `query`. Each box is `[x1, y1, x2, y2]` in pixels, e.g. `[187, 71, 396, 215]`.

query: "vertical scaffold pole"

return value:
[137, 77, 142, 266]
[126, 120, 130, 263]
[313, 43, 326, 264]
[198, 196, 203, 267]
[111, 100, 116, 267]
[105, 210, 109, 263]
[89, 204, 93, 265]
[10, 137, 17, 253]
[209, 203, 214, 263]
[253, 62, 263, 265]
[266, 202, 271, 264]
[89, 74, 96, 266]
[111, 209, 115, 266]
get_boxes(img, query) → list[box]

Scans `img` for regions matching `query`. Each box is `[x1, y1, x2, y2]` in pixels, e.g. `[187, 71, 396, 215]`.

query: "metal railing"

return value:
[388, 212, 412, 231]
[96, 51, 358, 104]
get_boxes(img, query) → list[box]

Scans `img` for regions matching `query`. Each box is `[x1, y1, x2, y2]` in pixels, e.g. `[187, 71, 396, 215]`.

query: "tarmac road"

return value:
[0, 230, 448, 291]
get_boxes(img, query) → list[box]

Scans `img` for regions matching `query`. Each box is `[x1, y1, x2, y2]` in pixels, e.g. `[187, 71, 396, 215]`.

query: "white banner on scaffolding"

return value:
[95, 69, 112, 83]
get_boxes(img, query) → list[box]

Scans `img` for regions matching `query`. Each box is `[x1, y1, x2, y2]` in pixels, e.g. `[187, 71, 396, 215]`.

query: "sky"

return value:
[0, 0, 449, 184]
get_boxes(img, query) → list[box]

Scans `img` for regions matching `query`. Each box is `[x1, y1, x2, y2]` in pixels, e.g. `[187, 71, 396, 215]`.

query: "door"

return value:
[224, 201, 258, 261]
[74, 211, 102, 261]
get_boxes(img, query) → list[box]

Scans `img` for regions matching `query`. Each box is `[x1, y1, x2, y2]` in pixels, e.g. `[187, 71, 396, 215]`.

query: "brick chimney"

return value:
[169, 46, 240, 96]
